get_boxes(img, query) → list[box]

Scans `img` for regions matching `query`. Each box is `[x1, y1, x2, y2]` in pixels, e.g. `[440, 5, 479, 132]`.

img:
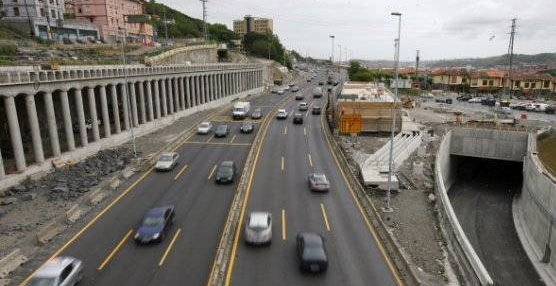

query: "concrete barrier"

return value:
[36, 221, 63, 245]
[108, 177, 120, 191]
[65, 204, 83, 224]
[88, 188, 106, 206]
[435, 131, 494, 285]
[0, 248, 27, 279]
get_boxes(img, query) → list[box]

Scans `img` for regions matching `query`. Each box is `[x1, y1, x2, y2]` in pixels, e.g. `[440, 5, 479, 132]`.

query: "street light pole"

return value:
[329, 35, 335, 64]
[384, 12, 402, 213]
[119, 27, 137, 157]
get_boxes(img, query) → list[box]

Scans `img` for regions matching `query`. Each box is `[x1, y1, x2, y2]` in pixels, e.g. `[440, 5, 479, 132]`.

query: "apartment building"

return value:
[72, 0, 153, 43]
[233, 15, 273, 36]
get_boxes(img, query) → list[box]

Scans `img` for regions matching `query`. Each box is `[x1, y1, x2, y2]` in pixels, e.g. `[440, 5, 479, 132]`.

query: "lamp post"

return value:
[329, 35, 335, 64]
[119, 26, 137, 157]
[384, 12, 402, 213]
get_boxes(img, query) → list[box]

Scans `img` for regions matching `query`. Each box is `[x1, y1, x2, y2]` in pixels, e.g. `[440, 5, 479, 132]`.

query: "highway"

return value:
[227, 75, 399, 286]
[19, 73, 400, 286]
[18, 83, 292, 286]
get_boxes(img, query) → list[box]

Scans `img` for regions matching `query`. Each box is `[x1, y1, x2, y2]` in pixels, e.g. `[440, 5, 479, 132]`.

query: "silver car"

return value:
[29, 256, 83, 286]
[155, 152, 179, 171]
[245, 211, 272, 245]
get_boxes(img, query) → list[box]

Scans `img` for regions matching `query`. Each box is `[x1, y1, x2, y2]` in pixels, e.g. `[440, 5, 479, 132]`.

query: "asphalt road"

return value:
[449, 156, 543, 286]
[229, 76, 398, 286]
[20, 85, 293, 286]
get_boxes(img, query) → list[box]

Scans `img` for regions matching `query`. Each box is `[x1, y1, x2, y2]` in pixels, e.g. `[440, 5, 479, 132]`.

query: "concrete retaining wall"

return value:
[435, 131, 494, 285]
[515, 132, 556, 284]
[450, 128, 528, 162]
[145, 45, 218, 66]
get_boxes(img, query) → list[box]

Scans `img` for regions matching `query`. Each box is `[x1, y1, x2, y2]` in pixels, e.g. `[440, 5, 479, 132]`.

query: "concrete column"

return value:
[179, 77, 185, 110]
[129, 82, 138, 127]
[161, 79, 168, 116]
[74, 88, 88, 146]
[225, 73, 229, 96]
[193, 76, 199, 106]
[173, 77, 180, 111]
[167, 78, 174, 114]
[24, 94, 44, 164]
[146, 80, 154, 121]
[87, 87, 100, 142]
[207, 74, 213, 102]
[0, 148, 4, 179]
[216, 74, 221, 99]
[121, 84, 130, 131]
[99, 85, 111, 138]
[59, 90, 75, 151]
[200, 75, 206, 104]
[185, 76, 191, 108]
[43, 91, 61, 157]
[235, 73, 239, 93]
[5, 96, 26, 171]
[137, 81, 146, 124]
[153, 80, 161, 119]
[110, 85, 121, 134]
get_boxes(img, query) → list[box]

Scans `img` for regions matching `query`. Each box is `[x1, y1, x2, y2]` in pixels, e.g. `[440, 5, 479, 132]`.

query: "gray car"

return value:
[245, 211, 272, 245]
[29, 256, 83, 286]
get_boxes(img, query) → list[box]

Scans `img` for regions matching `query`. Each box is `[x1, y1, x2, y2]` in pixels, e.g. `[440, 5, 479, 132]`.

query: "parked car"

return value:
[293, 113, 304, 124]
[456, 95, 472, 101]
[215, 125, 230, 137]
[245, 212, 272, 245]
[468, 97, 483, 103]
[312, 106, 322, 115]
[240, 122, 254, 134]
[308, 173, 330, 192]
[546, 105, 556, 114]
[251, 108, 263, 119]
[295, 93, 304, 100]
[155, 152, 179, 171]
[318, 81, 324, 86]
[197, 121, 213, 134]
[276, 109, 288, 120]
[292, 86, 300, 92]
[271, 88, 279, 94]
[277, 90, 285, 95]
[297, 232, 328, 273]
[29, 257, 83, 286]
[215, 161, 236, 184]
[134, 206, 175, 243]
[298, 102, 309, 111]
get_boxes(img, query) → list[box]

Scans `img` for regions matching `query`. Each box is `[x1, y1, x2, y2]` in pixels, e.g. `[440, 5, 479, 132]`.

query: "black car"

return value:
[251, 108, 263, 119]
[295, 94, 304, 100]
[134, 206, 175, 244]
[307, 79, 312, 83]
[318, 81, 324, 86]
[215, 125, 230, 137]
[297, 232, 328, 273]
[457, 95, 472, 101]
[293, 113, 304, 124]
[312, 106, 321, 115]
[240, 122, 254, 134]
[215, 161, 236, 184]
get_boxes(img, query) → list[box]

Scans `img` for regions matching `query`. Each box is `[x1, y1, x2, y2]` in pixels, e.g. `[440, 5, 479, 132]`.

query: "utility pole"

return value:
[329, 35, 335, 64]
[338, 44, 342, 64]
[505, 18, 517, 99]
[163, 7, 168, 45]
[200, 0, 208, 42]
[415, 50, 420, 87]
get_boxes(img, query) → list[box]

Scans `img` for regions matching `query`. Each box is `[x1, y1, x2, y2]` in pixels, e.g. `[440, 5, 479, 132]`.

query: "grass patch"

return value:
[537, 130, 556, 176]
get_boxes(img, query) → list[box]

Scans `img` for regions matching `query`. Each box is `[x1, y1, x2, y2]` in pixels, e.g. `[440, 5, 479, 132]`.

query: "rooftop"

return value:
[338, 82, 395, 103]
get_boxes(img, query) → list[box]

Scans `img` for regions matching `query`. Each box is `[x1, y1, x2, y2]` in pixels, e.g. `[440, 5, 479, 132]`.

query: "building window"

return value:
[531, 82, 536, 89]
[488, 80, 494, 86]
[544, 81, 549, 88]
[78, 8, 82, 13]
[515, 80, 520, 87]
[51, 9, 56, 18]
[13, 7, 20, 16]
[482, 79, 487, 86]
[12, 0, 17, 3]
[524, 82, 529, 88]
[40, 8, 45, 16]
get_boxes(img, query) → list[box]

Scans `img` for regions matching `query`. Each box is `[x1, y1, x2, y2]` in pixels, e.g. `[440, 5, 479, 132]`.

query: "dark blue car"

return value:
[134, 206, 175, 244]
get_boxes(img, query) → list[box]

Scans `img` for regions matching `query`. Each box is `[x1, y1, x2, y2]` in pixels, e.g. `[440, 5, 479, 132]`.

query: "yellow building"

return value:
[233, 15, 273, 36]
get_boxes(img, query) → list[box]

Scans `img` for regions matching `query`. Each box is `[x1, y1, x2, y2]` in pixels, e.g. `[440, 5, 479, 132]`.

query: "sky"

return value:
[157, 0, 556, 62]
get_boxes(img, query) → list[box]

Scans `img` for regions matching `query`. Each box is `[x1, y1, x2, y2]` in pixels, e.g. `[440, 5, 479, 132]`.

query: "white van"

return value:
[232, 102, 251, 119]
[313, 87, 323, 98]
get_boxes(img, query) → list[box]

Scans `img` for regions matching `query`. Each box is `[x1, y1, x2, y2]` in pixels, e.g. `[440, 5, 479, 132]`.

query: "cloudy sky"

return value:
[158, 0, 556, 61]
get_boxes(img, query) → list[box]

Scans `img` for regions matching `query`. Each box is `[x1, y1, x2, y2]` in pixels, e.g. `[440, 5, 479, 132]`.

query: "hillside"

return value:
[145, 1, 237, 44]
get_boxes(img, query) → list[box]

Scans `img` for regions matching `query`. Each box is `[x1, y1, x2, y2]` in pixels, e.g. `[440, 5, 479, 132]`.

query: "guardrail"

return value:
[0, 63, 261, 86]
[435, 131, 494, 285]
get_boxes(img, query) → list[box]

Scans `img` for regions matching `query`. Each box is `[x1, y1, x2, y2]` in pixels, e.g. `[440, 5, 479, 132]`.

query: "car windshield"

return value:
[218, 166, 233, 176]
[199, 123, 210, 128]
[314, 175, 328, 184]
[29, 277, 57, 286]
[248, 215, 269, 230]
[217, 126, 227, 131]
[242, 123, 252, 128]
[159, 154, 173, 161]
[142, 215, 164, 226]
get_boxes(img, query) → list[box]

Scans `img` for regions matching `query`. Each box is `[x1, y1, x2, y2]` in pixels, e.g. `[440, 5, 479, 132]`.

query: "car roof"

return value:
[146, 206, 173, 216]
[278, 109, 286, 112]
[248, 212, 271, 227]
[221, 161, 234, 167]
[34, 257, 76, 277]
[200, 121, 211, 124]
[298, 232, 323, 245]
[217, 125, 228, 128]
[294, 113, 303, 117]
[299, 102, 307, 105]
[160, 152, 176, 156]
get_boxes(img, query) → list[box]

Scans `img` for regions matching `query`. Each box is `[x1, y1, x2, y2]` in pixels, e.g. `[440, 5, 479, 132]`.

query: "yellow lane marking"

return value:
[320, 108, 404, 285]
[158, 228, 182, 266]
[281, 209, 287, 240]
[207, 134, 215, 143]
[208, 164, 218, 180]
[230, 135, 237, 144]
[320, 203, 331, 232]
[174, 164, 188, 180]
[222, 93, 294, 286]
[281, 156, 285, 171]
[183, 141, 250, 146]
[98, 229, 133, 270]
[308, 154, 313, 167]
[284, 126, 287, 135]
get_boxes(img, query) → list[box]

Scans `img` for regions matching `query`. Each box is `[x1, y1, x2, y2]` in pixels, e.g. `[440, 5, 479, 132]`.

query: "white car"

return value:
[245, 212, 272, 245]
[197, 121, 213, 134]
[277, 90, 285, 95]
[155, 152, 179, 171]
[298, 102, 308, 111]
[468, 97, 483, 103]
[276, 109, 288, 119]
[29, 257, 83, 286]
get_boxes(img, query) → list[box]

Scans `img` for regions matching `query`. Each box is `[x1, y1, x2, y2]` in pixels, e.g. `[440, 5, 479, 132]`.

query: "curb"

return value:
[0, 249, 27, 279]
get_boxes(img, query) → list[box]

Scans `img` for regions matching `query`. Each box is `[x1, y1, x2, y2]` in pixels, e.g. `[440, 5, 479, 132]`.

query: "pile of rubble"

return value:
[1, 147, 136, 205]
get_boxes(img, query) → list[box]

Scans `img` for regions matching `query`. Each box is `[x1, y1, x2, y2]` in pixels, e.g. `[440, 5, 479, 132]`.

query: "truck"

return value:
[232, 102, 251, 119]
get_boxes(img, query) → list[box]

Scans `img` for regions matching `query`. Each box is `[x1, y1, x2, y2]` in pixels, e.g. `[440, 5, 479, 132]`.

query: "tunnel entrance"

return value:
[448, 155, 543, 286]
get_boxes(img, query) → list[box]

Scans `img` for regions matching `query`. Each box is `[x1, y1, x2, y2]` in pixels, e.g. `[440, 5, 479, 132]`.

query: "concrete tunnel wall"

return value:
[450, 128, 528, 162]
[515, 132, 556, 282]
